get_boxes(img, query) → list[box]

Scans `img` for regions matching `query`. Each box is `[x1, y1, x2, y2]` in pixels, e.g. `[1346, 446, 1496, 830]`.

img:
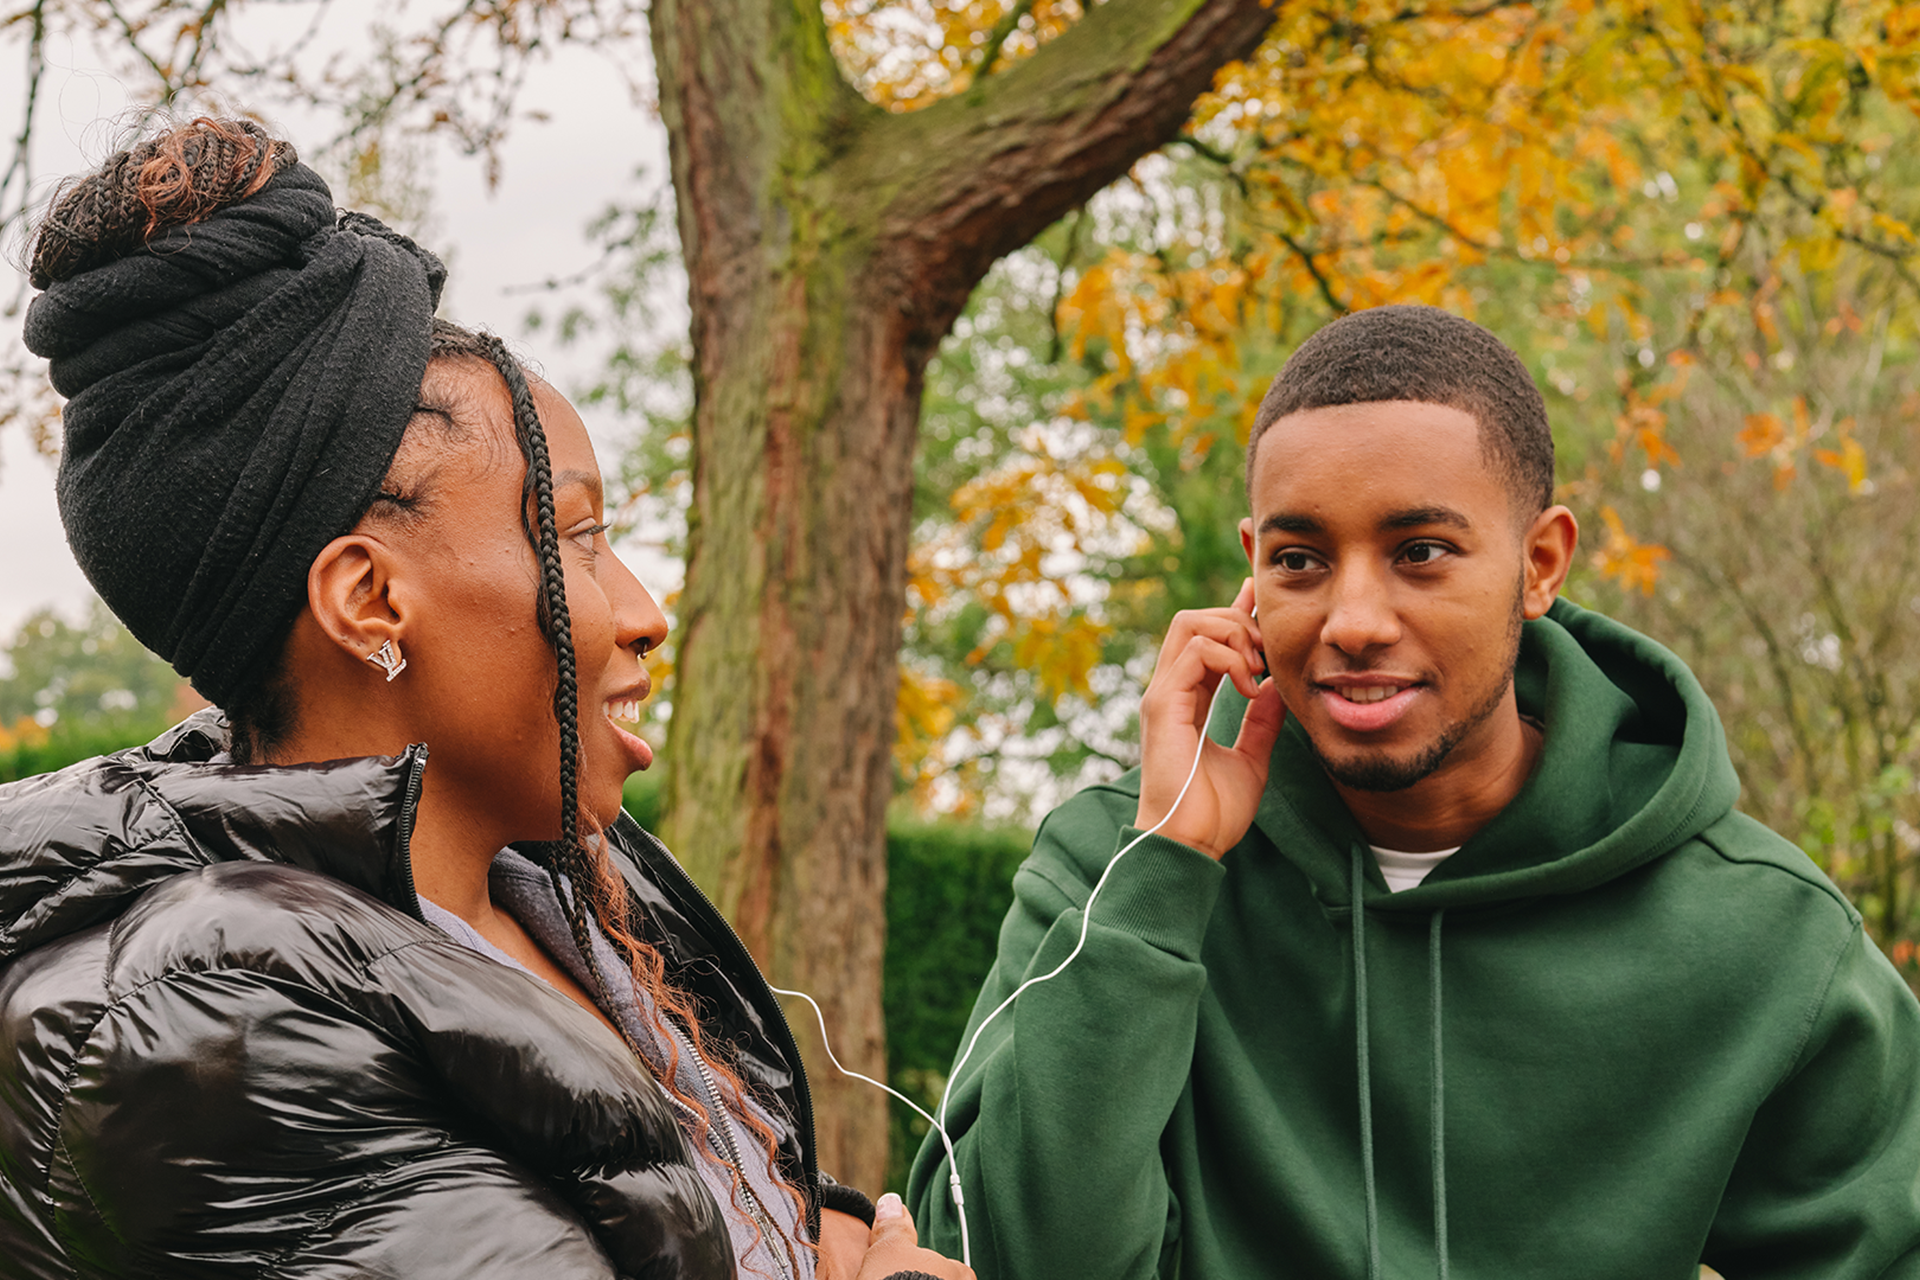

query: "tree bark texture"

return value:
[650, 0, 1274, 1192]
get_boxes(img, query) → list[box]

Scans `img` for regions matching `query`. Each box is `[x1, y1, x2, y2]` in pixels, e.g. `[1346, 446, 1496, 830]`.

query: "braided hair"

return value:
[29, 118, 295, 289]
[434, 323, 812, 1276]
[471, 329, 610, 999]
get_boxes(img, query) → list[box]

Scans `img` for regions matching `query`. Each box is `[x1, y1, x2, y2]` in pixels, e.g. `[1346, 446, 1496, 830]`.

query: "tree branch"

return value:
[0, 0, 48, 262]
[851, 0, 1277, 344]
[1276, 229, 1348, 314]
[1046, 206, 1086, 365]
[973, 0, 1037, 81]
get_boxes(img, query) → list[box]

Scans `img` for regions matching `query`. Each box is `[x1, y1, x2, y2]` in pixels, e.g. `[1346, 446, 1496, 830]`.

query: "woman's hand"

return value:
[852, 1193, 973, 1280]
[818, 1207, 871, 1279]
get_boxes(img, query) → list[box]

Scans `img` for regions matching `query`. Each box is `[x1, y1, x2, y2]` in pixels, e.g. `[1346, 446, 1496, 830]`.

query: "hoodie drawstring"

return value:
[1351, 847, 1382, 1280]
[1349, 846, 1453, 1280]
[1430, 908, 1449, 1280]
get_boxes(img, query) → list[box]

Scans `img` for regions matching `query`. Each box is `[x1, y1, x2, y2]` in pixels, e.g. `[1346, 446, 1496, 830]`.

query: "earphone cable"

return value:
[776, 673, 1237, 1268]
[769, 983, 972, 1261]
[930, 675, 1227, 1173]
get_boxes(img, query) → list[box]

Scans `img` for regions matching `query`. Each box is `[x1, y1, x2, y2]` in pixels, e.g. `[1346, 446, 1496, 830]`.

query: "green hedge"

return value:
[880, 819, 1030, 1189]
[0, 720, 172, 785]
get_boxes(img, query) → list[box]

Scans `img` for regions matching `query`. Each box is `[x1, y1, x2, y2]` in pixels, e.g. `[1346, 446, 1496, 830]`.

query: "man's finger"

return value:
[1234, 677, 1287, 768]
[1147, 637, 1263, 736]
[1233, 575, 1255, 615]
[1153, 607, 1264, 678]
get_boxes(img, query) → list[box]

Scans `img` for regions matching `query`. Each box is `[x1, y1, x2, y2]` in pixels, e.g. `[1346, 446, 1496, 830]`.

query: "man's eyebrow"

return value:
[1256, 507, 1473, 537]
[553, 468, 604, 503]
[1258, 512, 1323, 536]
[1381, 506, 1471, 532]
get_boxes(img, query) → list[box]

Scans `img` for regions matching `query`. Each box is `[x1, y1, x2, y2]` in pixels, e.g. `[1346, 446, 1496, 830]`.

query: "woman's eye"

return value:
[571, 522, 610, 552]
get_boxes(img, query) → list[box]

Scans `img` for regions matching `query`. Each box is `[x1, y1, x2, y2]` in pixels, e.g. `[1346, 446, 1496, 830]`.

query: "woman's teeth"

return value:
[608, 699, 642, 724]
[1334, 685, 1400, 704]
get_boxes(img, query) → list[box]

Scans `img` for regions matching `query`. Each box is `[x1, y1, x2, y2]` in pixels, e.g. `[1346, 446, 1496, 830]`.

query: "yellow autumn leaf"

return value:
[1738, 412, 1785, 457]
[1594, 507, 1672, 596]
[1813, 434, 1870, 491]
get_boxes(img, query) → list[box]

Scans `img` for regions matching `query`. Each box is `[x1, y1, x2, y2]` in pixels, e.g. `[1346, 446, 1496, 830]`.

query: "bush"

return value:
[882, 819, 1030, 1189]
[0, 719, 171, 785]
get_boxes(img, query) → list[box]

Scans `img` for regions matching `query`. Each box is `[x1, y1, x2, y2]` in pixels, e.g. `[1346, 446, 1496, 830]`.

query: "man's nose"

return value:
[1320, 561, 1401, 656]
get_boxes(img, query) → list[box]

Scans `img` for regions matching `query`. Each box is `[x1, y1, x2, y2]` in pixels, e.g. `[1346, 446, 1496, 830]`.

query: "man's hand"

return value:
[852, 1193, 974, 1280]
[1134, 578, 1285, 860]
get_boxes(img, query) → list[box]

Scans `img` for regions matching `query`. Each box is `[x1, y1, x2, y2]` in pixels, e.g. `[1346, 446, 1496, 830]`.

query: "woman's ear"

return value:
[306, 534, 406, 670]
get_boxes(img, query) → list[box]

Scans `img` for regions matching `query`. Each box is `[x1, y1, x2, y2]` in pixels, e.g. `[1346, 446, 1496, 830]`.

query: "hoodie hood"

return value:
[0, 708, 427, 961]
[1239, 596, 1741, 915]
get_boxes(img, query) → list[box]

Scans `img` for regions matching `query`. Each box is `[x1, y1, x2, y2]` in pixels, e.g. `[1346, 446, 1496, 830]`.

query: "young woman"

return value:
[0, 118, 967, 1280]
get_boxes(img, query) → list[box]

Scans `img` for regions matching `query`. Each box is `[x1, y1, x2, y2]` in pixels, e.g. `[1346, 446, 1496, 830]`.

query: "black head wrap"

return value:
[23, 160, 447, 709]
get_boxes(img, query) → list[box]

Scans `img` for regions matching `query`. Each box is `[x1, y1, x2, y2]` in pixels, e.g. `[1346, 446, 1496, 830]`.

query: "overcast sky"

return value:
[0, 12, 678, 640]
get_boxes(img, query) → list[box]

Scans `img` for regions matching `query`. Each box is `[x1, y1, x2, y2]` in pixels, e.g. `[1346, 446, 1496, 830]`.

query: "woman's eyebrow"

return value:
[553, 468, 604, 503]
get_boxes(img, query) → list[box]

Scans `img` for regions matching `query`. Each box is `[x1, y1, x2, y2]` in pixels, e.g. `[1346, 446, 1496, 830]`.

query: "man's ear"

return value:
[306, 534, 405, 667]
[1240, 516, 1257, 568]
[1521, 505, 1579, 620]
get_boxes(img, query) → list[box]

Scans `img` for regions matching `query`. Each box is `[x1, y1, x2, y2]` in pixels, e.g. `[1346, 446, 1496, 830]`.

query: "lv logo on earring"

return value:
[367, 639, 407, 682]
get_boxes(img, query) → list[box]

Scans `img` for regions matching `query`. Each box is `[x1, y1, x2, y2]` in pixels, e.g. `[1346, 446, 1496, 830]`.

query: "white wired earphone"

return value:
[773, 669, 1237, 1267]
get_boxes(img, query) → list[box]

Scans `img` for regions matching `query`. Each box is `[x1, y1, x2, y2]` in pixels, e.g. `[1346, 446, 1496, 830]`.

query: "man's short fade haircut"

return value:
[1247, 304, 1555, 516]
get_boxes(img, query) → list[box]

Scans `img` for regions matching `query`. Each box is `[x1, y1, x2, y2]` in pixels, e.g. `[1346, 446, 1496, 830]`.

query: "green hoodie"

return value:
[907, 599, 1920, 1278]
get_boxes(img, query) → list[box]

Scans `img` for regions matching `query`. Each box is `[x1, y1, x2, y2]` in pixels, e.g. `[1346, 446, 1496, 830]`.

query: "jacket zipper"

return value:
[621, 819, 820, 1231]
[664, 1014, 798, 1280]
[394, 745, 429, 921]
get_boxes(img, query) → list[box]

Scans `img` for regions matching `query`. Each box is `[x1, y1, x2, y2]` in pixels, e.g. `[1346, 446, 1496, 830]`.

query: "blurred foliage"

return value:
[1574, 265, 1920, 952]
[0, 602, 182, 780]
[0, 720, 180, 783]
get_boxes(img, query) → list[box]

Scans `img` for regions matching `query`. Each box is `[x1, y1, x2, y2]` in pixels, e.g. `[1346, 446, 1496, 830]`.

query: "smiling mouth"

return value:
[1313, 678, 1424, 733]
[603, 695, 656, 769]
[1329, 684, 1406, 704]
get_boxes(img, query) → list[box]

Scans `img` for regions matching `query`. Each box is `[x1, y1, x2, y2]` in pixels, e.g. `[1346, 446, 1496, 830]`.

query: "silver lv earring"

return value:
[367, 639, 407, 682]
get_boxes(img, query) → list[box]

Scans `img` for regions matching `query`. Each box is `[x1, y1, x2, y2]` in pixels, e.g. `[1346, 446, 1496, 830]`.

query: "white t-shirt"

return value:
[1370, 844, 1461, 893]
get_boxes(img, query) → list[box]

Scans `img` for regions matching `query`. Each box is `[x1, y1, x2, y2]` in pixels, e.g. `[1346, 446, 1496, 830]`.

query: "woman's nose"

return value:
[606, 546, 669, 657]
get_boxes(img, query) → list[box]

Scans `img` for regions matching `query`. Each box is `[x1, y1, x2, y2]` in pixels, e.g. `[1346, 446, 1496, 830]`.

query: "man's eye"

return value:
[1403, 542, 1447, 565]
[1276, 550, 1316, 573]
[572, 522, 610, 551]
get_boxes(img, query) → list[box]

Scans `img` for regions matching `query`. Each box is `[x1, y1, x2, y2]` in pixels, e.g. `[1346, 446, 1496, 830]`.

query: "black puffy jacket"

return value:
[0, 711, 827, 1278]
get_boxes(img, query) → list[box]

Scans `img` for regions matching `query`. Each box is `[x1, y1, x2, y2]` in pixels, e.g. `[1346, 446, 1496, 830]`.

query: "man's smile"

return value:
[1311, 676, 1425, 733]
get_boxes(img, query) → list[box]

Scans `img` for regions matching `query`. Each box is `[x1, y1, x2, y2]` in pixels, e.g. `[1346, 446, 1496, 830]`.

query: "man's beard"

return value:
[1309, 576, 1527, 795]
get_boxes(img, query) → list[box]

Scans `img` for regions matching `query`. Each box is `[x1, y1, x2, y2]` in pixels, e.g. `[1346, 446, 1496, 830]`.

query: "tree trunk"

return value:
[650, 0, 1274, 1192]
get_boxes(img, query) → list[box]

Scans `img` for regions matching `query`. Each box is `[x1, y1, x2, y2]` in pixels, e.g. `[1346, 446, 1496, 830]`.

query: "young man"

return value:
[906, 305, 1920, 1278]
